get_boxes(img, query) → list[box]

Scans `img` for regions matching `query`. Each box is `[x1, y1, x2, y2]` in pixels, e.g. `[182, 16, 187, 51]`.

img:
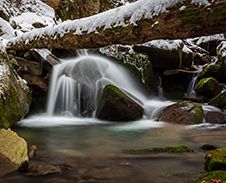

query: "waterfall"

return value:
[47, 55, 148, 117]
[186, 74, 198, 96]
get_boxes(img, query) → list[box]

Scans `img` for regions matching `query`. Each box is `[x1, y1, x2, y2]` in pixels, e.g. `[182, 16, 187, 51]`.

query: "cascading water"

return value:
[47, 55, 148, 117]
[186, 74, 198, 96]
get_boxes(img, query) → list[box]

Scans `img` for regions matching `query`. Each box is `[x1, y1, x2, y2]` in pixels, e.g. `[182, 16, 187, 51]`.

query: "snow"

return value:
[6, 0, 217, 47]
[217, 41, 226, 58]
[137, 39, 193, 53]
[0, 0, 55, 19]
[179, 5, 186, 11]
[9, 12, 56, 32]
[31, 48, 51, 60]
[0, 18, 15, 39]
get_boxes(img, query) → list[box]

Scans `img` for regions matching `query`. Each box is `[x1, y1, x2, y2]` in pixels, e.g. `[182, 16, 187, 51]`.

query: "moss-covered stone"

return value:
[195, 77, 222, 98]
[199, 64, 222, 81]
[0, 45, 32, 129]
[200, 144, 218, 150]
[208, 91, 226, 108]
[204, 148, 226, 172]
[127, 145, 194, 154]
[0, 128, 28, 167]
[96, 84, 144, 121]
[159, 101, 203, 125]
[197, 170, 226, 183]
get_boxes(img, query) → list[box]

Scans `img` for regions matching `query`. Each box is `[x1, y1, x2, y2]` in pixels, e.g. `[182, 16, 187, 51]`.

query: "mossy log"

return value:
[7, 0, 226, 50]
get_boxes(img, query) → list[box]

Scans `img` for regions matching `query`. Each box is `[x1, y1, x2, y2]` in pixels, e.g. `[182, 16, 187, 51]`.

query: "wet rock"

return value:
[205, 111, 226, 124]
[197, 170, 226, 183]
[200, 144, 218, 150]
[0, 44, 32, 128]
[28, 145, 37, 159]
[22, 74, 48, 91]
[195, 77, 222, 98]
[96, 84, 144, 121]
[183, 95, 209, 103]
[18, 160, 29, 171]
[198, 64, 222, 81]
[159, 101, 203, 125]
[134, 40, 193, 69]
[204, 148, 226, 172]
[14, 56, 42, 75]
[0, 129, 28, 166]
[128, 145, 194, 154]
[208, 91, 226, 108]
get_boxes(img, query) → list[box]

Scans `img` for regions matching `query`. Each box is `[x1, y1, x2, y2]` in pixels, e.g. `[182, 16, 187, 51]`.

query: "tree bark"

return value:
[7, 0, 226, 50]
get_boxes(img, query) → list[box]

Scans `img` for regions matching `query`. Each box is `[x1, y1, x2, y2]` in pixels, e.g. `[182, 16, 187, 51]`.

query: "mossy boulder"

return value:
[0, 128, 28, 167]
[198, 64, 222, 81]
[204, 148, 226, 172]
[159, 101, 203, 125]
[96, 84, 144, 121]
[0, 44, 32, 128]
[208, 91, 226, 108]
[127, 145, 194, 154]
[195, 77, 222, 98]
[197, 170, 226, 183]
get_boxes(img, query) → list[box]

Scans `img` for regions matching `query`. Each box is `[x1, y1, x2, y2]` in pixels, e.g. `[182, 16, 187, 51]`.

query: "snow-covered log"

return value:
[6, 0, 226, 50]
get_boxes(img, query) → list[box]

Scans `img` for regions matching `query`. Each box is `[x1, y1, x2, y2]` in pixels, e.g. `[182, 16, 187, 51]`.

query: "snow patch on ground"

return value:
[0, 18, 15, 39]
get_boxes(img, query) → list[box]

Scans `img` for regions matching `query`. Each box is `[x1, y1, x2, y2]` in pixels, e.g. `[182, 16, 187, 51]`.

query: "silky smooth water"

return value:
[3, 55, 226, 182]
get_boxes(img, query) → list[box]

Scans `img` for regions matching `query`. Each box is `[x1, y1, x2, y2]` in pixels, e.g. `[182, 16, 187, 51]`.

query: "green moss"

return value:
[208, 91, 226, 108]
[200, 144, 218, 150]
[179, 4, 205, 27]
[127, 145, 194, 154]
[204, 148, 226, 172]
[198, 170, 226, 183]
[199, 64, 222, 80]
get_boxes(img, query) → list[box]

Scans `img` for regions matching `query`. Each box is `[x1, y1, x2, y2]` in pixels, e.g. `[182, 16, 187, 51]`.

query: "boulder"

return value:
[205, 111, 226, 124]
[0, 128, 28, 167]
[159, 101, 203, 125]
[204, 148, 226, 172]
[197, 170, 226, 183]
[0, 44, 32, 128]
[198, 64, 222, 81]
[195, 77, 222, 98]
[208, 91, 226, 108]
[96, 84, 144, 121]
[134, 40, 193, 69]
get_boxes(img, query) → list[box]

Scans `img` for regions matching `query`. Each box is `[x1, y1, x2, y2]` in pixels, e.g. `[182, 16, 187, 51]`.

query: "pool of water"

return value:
[1, 115, 225, 183]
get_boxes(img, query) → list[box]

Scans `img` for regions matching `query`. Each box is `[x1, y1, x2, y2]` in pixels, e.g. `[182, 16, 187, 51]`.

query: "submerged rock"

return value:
[204, 148, 226, 172]
[197, 170, 226, 183]
[0, 128, 28, 167]
[200, 144, 218, 150]
[96, 84, 144, 121]
[159, 101, 203, 125]
[127, 145, 194, 154]
[0, 44, 32, 128]
[208, 91, 226, 108]
[195, 77, 222, 98]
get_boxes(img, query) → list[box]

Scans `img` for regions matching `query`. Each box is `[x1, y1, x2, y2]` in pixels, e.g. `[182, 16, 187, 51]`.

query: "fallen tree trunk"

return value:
[6, 0, 226, 50]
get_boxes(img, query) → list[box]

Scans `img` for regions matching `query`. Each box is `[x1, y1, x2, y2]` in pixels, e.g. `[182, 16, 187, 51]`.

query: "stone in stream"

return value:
[197, 170, 226, 183]
[0, 129, 28, 167]
[198, 64, 222, 81]
[159, 101, 203, 125]
[204, 148, 226, 172]
[208, 91, 226, 108]
[205, 111, 226, 124]
[195, 77, 222, 98]
[96, 84, 144, 121]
